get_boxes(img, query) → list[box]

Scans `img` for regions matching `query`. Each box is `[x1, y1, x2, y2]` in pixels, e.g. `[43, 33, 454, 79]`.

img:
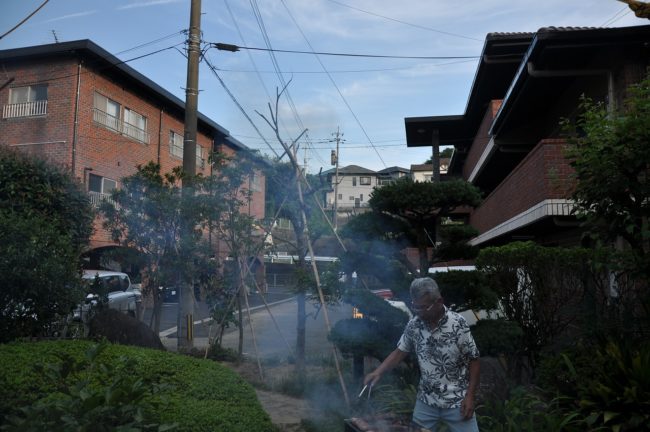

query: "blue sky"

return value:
[1, 0, 645, 173]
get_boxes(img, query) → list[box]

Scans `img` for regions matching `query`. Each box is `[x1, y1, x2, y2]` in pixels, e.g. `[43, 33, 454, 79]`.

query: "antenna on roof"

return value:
[51, 30, 59, 43]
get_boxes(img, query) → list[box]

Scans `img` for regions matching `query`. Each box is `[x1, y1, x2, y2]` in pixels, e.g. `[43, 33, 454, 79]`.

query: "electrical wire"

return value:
[324, 0, 483, 42]
[249, 0, 327, 167]
[113, 30, 187, 56]
[600, 7, 631, 27]
[203, 54, 281, 158]
[0, 0, 50, 40]
[214, 43, 480, 60]
[15, 43, 185, 87]
[212, 58, 478, 74]
[279, 0, 387, 168]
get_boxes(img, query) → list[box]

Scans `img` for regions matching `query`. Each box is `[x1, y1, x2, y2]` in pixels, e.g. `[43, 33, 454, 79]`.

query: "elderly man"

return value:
[364, 277, 480, 432]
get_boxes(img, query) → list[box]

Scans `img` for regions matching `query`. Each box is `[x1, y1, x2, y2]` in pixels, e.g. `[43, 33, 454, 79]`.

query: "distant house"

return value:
[0, 39, 265, 268]
[405, 25, 650, 248]
[410, 158, 450, 182]
[323, 164, 379, 209]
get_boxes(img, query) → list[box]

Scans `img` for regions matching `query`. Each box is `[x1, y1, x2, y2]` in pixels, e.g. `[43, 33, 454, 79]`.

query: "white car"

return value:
[74, 270, 142, 321]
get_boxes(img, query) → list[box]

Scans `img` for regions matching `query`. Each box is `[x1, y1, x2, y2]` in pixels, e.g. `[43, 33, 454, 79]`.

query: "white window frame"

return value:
[3, 84, 48, 118]
[123, 107, 149, 143]
[359, 176, 371, 185]
[169, 130, 204, 168]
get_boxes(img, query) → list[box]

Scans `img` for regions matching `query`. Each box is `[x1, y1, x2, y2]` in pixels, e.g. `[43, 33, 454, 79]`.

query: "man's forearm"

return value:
[466, 358, 480, 396]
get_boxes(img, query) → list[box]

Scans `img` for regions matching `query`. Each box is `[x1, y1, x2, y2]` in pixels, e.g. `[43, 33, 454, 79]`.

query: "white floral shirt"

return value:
[397, 306, 479, 408]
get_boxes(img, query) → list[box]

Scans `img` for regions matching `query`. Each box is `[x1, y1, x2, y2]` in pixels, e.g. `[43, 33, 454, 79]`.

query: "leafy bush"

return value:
[476, 242, 591, 368]
[477, 387, 583, 432]
[432, 270, 499, 313]
[0, 149, 94, 341]
[538, 341, 650, 431]
[0, 340, 276, 431]
[470, 319, 523, 357]
[2, 342, 175, 431]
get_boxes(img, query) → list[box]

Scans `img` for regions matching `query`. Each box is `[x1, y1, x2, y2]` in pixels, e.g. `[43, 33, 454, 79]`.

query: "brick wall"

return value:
[1, 53, 264, 254]
[469, 138, 575, 234]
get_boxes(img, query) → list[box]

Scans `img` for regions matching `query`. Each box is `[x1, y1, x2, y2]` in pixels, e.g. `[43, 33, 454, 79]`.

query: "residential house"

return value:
[323, 164, 378, 209]
[377, 166, 410, 185]
[0, 39, 265, 269]
[410, 159, 450, 182]
[405, 25, 650, 248]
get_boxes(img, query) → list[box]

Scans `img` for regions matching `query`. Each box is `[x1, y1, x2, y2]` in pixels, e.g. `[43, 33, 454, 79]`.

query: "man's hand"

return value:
[460, 393, 475, 419]
[363, 370, 382, 387]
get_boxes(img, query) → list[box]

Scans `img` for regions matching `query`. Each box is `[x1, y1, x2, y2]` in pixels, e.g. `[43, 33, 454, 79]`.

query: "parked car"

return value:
[74, 270, 142, 321]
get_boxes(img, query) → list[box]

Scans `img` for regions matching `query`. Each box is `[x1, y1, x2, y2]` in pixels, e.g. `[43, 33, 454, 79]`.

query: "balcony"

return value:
[93, 108, 149, 144]
[2, 100, 48, 118]
[88, 191, 116, 207]
[469, 139, 575, 245]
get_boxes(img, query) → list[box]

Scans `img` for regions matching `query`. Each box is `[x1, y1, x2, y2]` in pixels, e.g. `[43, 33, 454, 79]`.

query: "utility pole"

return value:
[331, 127, 342, 231]
[178, 0, 201, 350]
[431, 129, 440, 182]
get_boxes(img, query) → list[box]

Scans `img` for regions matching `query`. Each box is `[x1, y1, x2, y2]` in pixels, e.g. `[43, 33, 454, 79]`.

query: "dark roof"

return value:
[0, 39, 250, 151]
[410, 163, 433, 171]
[322, 165, 376, 175]
[377, 166, 409, 174]
[490, 25, 650, 137]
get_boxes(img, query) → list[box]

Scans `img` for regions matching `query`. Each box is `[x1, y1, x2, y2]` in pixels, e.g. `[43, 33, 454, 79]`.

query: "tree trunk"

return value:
[296, 290, 306, 372]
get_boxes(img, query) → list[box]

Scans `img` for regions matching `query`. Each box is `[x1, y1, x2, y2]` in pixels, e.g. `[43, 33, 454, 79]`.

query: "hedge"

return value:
[0, 340, 276, 431]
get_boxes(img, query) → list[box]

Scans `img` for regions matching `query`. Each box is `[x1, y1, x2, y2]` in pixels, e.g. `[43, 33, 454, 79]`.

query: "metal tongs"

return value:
[358, 384, 373, 400]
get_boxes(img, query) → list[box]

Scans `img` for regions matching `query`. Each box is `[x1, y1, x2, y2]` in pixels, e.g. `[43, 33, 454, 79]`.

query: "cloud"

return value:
[117, 0, 183, 11]
[43, 10, 97, 23]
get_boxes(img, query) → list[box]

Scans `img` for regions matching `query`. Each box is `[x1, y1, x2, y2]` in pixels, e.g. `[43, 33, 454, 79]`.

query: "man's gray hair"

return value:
[410, 277, 441, 301]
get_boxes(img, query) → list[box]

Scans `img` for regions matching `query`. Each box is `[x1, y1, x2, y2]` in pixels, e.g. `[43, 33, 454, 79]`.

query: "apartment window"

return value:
[338, 194, 342, 200]
[93, 93, 149, 143]
[352, 177, 357, 186]
[87, 173, 116, 206]
[93, 92, 121, 131]
[123, 108, 148, 143]
[169, 130, 204, 168]
[3, 84, 48, 118]
[360, 176, 371, 185]
[250, 172, 261, 192]
[170, 131, 184, 158]
[360, 194, 364, 202]
[349, 196, 354, 201]
[88, 173, 116, 194]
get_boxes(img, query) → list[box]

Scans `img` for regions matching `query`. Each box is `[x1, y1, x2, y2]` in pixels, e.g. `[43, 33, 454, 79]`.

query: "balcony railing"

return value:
[93, 108, 149, 144]
[3, 100, 48, 118]
[88, 191, 116, 207]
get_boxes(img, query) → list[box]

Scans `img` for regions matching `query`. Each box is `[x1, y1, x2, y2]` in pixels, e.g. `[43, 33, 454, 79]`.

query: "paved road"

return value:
[144, 287, 353, 359]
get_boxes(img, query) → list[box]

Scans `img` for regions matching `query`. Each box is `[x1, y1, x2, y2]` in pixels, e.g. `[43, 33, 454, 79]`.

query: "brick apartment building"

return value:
[0, 39, 265, 268]
[405, 25, 650, 248]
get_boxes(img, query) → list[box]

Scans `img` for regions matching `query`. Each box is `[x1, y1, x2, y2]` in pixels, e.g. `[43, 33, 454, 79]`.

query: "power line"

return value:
[324, 0, 483, 42]
[14, 43, 185, 87]
[203, 54, 281, 158]
[212, 58, 478, 74]
[600, 6, 631, 27]
[213, 42, 480, 60]
[279, 0, 387, 168]
[0, 0, 50, 40]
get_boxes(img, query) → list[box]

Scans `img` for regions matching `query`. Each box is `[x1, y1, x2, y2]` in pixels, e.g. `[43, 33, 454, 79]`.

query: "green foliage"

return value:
[0, 149, 93, 341]
[478, 387, 584, 432]
[563, 75, 650, 278]
[0, 340, 274, 432]
[432, 270, 498, 312]
[436, 224, 480, 261]
[540, 341, 650, 431]
[369, 177, 481, 272]
[471, 319, 523, 357]
[476, 242, 592, 367]
[2, 342, 176, 431]
[0, 147, 94, 250]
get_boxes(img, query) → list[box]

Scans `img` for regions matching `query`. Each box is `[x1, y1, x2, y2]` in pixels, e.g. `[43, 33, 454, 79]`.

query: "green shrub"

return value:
[433, 270, 499, 312]
[470, 319, 523, 357]
[0, 340, 276, 431]
[477, 387, 583, 432]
